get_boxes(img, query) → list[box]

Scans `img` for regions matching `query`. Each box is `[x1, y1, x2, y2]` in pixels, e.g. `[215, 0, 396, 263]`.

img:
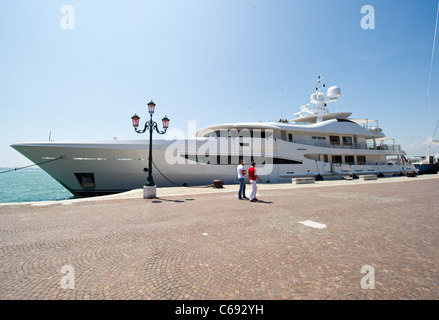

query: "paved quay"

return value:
[0, 175, 438, 300]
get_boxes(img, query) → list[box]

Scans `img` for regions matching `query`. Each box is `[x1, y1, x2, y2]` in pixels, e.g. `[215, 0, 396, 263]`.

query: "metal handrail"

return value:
[290, 139, 401, 151]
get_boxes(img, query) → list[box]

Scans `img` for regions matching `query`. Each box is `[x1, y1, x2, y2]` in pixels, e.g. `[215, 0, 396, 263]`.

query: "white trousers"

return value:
[249, 180, 257, 200]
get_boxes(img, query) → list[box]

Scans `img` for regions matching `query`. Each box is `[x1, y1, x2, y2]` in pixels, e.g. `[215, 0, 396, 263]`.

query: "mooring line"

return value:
[0, 156, 66, 174]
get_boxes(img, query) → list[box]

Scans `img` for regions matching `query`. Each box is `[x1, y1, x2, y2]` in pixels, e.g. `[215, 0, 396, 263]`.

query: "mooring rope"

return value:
[151, 159, 183, 187]
[0, 156, 66, 174]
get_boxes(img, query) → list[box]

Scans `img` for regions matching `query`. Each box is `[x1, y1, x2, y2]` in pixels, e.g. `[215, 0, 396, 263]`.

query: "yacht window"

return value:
[330, 136, 340, 145]
[332, 155, 342, 164]
[203, 131, 220, 138]
[357, 156, 366, 165]
[180, 154, 301, 165]
[343, 136, 353, 146]
[288, 133, 293, 142]
[250, 130, 267, 138]
[323, 155, 329, 162]
[273, 158, 302, 165]
[345, 155, 355, 165]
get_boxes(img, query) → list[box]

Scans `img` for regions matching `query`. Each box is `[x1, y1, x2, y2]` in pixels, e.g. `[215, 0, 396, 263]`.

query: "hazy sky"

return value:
[1, 0, 438, 167]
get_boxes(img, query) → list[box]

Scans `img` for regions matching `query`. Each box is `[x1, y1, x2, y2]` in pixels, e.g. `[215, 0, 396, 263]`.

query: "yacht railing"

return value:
[291, 139, 364, 149]
[332, 162, 403, 172]
[375, 144, 401, 151]
[291, 139, 401, 151]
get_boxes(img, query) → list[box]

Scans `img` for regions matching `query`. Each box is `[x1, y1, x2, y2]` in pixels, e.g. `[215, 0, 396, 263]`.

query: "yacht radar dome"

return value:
[326, 86, 341, 99]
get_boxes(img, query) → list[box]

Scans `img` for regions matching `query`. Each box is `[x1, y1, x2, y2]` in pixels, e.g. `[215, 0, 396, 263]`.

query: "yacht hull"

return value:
[11, 137, 415, 197]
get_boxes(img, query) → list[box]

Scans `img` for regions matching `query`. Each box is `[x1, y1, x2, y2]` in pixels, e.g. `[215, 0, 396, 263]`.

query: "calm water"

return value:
[0, 167, 74, 203]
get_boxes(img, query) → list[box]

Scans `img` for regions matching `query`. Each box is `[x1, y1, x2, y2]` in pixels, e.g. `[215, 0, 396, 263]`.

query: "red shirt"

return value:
[248, 166, 256, 181]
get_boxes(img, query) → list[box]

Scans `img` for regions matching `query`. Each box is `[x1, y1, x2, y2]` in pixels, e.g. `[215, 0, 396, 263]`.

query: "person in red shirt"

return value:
[248, 161, 262, 202]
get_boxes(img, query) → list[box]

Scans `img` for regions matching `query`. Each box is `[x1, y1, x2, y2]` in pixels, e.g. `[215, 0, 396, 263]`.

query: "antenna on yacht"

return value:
[281, 87, 284, 119]
[317, 75, 322, 86]
[292, 75, 344, 122]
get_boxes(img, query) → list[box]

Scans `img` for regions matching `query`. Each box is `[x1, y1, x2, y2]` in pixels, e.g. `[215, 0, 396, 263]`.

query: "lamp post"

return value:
[131, 100, 170, 199]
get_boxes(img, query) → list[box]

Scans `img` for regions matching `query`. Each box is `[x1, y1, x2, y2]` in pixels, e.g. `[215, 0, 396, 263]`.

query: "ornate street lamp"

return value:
[131, 100, 169, 198]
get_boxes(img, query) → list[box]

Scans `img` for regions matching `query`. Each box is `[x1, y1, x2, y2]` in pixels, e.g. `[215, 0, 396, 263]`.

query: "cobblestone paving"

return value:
[1, 177, 438, 300]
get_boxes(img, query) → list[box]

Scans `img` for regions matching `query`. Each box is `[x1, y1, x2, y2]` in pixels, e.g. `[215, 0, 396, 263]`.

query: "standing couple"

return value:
[237, 160, 262, 202]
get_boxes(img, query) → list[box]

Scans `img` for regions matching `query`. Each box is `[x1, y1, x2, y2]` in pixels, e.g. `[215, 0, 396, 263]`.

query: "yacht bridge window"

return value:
[330, 136, 340, 145]
[342, 136, 353, 147]
[203, 130, 271, 139]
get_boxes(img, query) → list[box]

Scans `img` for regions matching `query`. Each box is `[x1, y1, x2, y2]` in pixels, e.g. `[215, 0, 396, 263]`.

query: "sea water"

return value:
[0, 167, 74, 203]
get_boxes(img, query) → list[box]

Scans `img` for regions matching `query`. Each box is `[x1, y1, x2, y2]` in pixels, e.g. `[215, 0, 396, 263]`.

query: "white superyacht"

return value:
[11, 77, 416, 196]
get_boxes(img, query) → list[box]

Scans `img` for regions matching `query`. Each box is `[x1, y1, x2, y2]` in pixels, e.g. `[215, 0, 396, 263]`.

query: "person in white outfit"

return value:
[248, 161, 262, 202]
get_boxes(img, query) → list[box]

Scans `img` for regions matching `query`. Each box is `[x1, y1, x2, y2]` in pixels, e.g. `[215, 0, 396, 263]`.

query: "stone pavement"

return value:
[0, 175, 438, 300]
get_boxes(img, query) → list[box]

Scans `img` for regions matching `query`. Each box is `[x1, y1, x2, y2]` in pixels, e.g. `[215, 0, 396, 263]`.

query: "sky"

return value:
[1, 0, 438, 167]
